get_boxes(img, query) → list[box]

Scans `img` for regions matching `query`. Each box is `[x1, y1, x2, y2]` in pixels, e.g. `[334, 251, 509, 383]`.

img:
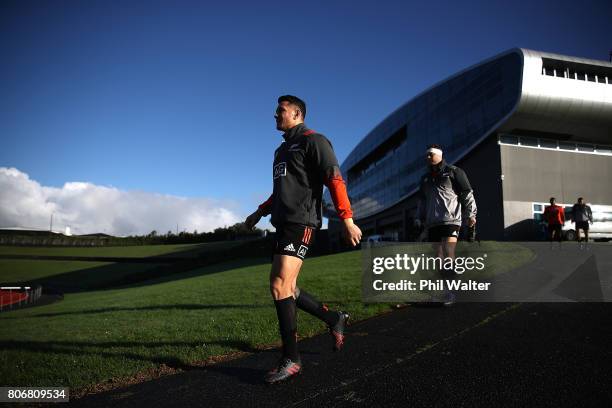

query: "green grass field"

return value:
[0, 241, 534, 391]
[0, 259, 165, 291]
[0, 241, 245, 291]
[0, 241, 241, 258]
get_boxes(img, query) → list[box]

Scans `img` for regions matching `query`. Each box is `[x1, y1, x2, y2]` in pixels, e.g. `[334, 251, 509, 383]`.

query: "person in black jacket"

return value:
[571, 197, 593, 247]
[415, 144, 477, 305]
[245, 95, 362, 383]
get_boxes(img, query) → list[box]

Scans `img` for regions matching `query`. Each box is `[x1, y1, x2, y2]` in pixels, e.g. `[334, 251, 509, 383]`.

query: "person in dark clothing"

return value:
[571, 197, 593, 248]
[245, 95, 362, 384]
[415, 144, 477, 305]
[543, 197, 565, 247]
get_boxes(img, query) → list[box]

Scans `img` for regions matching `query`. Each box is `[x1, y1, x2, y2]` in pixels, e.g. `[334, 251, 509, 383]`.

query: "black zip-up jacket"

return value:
[571, 204, 593, 223]
[270, 123, 339, 228]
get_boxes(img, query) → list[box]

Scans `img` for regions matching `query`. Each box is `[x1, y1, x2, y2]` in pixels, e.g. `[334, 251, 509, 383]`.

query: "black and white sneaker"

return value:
[265, 358, 302, 384]
[329, 311, 350, 351]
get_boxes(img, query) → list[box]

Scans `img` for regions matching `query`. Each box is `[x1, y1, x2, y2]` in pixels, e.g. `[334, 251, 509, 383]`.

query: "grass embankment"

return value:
[0, 242, 246, 291]
[0, 249, 390, 390]
[0, 241, 242, 258]
[0, 241, 534, 390]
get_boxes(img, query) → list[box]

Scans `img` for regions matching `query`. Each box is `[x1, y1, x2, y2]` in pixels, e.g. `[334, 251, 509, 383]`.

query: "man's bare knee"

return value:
[270, 278, 286, 300]
[269, 255, 302, 300]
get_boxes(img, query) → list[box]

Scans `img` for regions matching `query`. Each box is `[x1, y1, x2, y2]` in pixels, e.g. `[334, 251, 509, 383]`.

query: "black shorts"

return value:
[274, 223, 316, 259]
[427, 225, 460, 242]
[548, 224, 562, 241]
[575, 221, 589, 231]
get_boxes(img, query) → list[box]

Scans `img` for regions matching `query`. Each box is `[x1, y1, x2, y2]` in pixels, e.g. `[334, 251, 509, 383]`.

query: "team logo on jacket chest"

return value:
[274, 162, 287, 179]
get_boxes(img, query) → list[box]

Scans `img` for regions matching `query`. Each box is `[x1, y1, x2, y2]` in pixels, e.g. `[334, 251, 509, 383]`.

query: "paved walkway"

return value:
[71, 300, 612, 407]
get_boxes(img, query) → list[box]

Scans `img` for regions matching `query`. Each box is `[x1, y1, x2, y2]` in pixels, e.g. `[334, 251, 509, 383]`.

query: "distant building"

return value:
[326, 48, 612, 245]
[0, 227, 63, 234]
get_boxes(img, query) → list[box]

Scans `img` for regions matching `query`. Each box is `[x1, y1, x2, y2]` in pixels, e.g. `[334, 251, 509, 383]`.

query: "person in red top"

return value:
[543, 197, 565, 245]
[245, 95, 362, 384]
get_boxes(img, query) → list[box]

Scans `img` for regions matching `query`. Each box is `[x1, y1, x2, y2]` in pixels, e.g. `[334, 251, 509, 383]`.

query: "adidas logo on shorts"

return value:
[283, 243, 296, 252]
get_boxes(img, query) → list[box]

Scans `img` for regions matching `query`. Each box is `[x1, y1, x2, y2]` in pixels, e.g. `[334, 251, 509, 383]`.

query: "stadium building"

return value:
[325, 48, 612, 245]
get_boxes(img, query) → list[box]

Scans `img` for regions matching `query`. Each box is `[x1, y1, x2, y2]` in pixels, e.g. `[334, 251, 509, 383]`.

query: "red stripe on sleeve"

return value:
[324, 175, 353, 220]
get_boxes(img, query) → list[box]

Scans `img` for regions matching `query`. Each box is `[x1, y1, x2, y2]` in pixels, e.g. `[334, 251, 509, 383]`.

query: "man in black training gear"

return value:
[415, 144, 477, 306]
[245, 95, 362, 384]
[571, 197, 593, 248]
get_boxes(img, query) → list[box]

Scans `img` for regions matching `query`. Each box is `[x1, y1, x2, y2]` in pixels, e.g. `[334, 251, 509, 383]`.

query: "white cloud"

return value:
[0, 167, 242, 236]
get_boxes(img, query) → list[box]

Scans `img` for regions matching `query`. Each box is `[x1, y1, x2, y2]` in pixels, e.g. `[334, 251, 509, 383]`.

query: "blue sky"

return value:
[1, 0, 611, 234]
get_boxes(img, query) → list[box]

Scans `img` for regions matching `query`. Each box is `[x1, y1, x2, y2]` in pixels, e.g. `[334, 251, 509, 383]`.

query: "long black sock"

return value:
[274, 297, 299, 362]
[295, 288, 339, 326]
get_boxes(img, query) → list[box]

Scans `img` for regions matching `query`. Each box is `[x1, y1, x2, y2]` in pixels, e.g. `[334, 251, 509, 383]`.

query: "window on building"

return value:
[539, 139, 557, 149]
[499, 134, 519, 144]
[520, 137, 538, 147]
[596, 145, 612, 154]
[542, 58, 612, 85]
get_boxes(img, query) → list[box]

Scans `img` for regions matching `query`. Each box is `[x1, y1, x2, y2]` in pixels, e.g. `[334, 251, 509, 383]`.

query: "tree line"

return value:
[0, 223, 269, 246]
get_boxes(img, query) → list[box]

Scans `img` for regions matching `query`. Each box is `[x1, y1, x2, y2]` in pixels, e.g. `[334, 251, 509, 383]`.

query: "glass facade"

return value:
[329, 52, 523, 219]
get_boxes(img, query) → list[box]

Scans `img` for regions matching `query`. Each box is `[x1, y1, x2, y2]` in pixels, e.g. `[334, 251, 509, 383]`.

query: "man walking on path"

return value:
[571, 197, 593, 249]
[415, 144, 477, 305]
[245, 95, 362, 384]
[543, 197, 565, 248]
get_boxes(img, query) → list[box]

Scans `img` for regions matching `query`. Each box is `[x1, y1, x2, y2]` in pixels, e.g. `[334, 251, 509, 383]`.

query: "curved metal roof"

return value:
[343, 48, 612, 173]
[334, 48, 612, 220]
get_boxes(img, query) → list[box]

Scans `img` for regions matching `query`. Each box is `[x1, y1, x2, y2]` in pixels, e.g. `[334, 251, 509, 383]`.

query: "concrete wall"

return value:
[502, 200, 540, 240]
[456, 135, 505, 240]
[500, 144, 612, 239]
[500, 145, 612, 204]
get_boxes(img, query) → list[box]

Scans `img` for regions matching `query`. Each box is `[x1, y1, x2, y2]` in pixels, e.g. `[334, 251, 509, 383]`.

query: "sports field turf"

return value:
[0, 241, 241, 258]
[0, 242, 533, 391]
[0, 241, 244, 291]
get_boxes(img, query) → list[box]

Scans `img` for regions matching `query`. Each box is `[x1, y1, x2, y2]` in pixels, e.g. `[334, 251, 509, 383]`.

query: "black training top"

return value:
[270, 123, 339, 228]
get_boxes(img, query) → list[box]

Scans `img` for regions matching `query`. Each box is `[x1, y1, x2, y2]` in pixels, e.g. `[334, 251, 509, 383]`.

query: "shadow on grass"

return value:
[0, 338, 262, 368]
[0, 338, 322, 386]
[17, 256, 271, 294]
[0, 337, 288, 386]
[7, 239, 278, 294]
[2, 303, 270, 319]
